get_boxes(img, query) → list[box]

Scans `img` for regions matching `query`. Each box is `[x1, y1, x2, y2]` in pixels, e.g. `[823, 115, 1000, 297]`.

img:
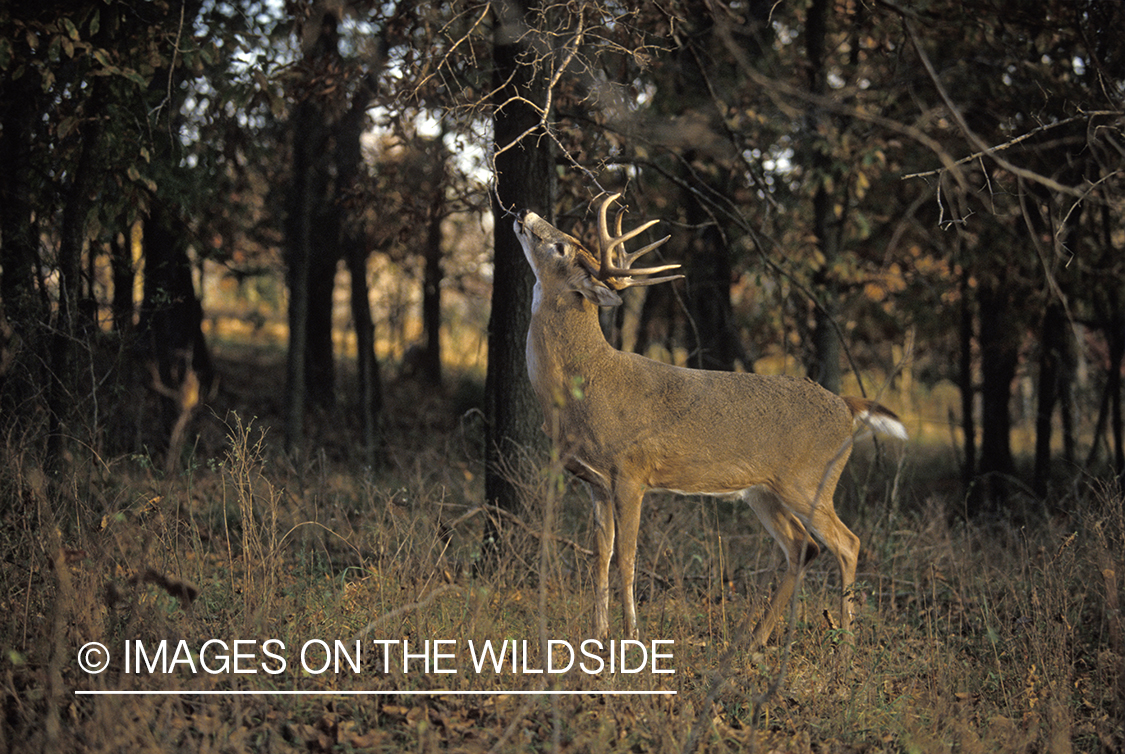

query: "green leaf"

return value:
[0, 38, 10, 70]
[62, 17, 79, 41]
[88, 9, 100, 37]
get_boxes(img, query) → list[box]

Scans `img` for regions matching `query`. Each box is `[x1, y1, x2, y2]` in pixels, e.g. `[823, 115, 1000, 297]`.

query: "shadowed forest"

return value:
[1, 1, 1124, 752]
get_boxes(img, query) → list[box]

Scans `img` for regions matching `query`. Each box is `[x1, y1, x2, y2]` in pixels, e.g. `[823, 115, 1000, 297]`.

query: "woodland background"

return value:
[1, 1, 1124, 752]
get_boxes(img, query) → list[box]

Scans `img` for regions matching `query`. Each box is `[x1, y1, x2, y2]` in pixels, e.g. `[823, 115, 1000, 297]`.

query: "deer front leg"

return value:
[587, 483, 615, 639]
[613, 480, 644, 639]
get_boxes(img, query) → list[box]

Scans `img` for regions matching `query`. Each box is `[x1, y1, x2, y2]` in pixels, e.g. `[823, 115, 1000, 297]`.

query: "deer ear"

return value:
[577, 278, 622, 307]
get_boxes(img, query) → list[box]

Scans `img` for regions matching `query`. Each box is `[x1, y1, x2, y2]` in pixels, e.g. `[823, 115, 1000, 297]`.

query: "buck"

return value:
[513, 193, 908, 646]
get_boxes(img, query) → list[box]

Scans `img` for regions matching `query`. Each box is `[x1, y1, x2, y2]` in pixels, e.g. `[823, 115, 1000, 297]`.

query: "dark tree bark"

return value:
[305, 242, 338, 409]
[0, 68, 44, 417]
[284, 13, 337, 452]
[346, 248, 382, 466]
[287, 10, 390, 451]
[417, 131, 448, 386]
[47, 84, 105, 466]
[1107, 291, 1125, 479]
[805, 0, 842, 394]
[110, 233, 135, 334]
[0, 73, 39, 321]
[633, 278, 677, 359]
[683, 181, 747, 372]
[974, 273, 1019, 510]
[485, 0, 552, 514]
[959, 268, 977, 487]
[285, 93, 317, 452]
[421, 199, 444, 386]
[336, 60, 384, 466]
[1033, 301, 1075, 496]
[662, 11, 746, 373]
[1085, 206, 1125, 478]
[135, 207, 214, 450]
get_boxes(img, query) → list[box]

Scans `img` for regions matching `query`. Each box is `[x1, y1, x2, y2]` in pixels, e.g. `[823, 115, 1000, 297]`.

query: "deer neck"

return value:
[526, 286, 614, 398]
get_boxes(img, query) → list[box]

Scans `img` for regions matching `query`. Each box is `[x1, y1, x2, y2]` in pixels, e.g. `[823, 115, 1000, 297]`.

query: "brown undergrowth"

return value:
[0, 375, 1122, 753]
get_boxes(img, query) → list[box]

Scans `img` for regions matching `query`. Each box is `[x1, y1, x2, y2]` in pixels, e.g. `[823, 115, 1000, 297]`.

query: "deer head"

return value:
[516, 192, 682, 309]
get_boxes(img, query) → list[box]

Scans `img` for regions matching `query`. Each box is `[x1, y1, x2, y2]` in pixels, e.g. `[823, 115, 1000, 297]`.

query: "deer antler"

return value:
[594, 193, 682, 289]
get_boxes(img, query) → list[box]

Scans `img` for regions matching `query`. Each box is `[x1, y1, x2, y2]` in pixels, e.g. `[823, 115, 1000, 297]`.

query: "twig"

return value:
[902, 112, 1121, 180]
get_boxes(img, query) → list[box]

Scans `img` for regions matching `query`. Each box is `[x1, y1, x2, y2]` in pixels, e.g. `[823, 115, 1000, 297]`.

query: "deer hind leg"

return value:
[586, 482, 615, 639]
[782, 466, 861, 636]
[612, 480, 645, 639]
[804, 502, 860, 635]
[743, 486, 820, 647]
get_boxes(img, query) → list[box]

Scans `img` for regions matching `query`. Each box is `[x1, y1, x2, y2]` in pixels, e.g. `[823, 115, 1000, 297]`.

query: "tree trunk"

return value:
[805, 0, 842, 394]
[683, 182, 746, 371]
[284, 15, 338, 452]
[335, 63, 384, 466]
[305, 244, 337, 409]
[633, 281, 676, 360]
[284, 94, 316, 453]
[48, 94, 103, 466]
[959, 269, 977, 487]
[134, 207, 213, 466]
[1108, 291, 1125, 479]
[421, 202, 444, 385]
[485, 0, 553, 514]
[974, 274, 1019, 510]
[346, 249, 382, 467]
[0, 68, 44, 417]
[1033, 301, 1071, 496]
[110, 232, 135, 334]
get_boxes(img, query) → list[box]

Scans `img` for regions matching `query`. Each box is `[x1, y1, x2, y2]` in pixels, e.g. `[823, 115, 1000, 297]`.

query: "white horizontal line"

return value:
[75, 689, 676, 696]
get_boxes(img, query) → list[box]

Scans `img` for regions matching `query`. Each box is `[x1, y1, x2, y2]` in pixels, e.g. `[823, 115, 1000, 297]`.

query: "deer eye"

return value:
[552, 242, 566, 257]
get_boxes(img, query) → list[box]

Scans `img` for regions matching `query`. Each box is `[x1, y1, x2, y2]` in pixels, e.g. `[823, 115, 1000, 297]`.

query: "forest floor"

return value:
[2, 345, 1123, 753]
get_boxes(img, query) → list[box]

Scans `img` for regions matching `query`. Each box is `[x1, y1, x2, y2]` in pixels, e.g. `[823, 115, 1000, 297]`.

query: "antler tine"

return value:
[622, 235, 673, 267]
[594, 193, 683, 285]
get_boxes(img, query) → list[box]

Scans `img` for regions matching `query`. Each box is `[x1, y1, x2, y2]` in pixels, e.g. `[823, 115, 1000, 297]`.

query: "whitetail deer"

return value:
[514, 193, 907, 646]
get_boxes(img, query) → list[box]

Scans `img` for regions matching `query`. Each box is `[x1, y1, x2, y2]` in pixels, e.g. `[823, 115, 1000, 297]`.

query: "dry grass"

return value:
[1, 361, 1122, 753]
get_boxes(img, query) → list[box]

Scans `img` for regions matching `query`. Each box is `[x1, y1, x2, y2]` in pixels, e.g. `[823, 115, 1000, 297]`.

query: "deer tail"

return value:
[843, 397, 909, 441]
